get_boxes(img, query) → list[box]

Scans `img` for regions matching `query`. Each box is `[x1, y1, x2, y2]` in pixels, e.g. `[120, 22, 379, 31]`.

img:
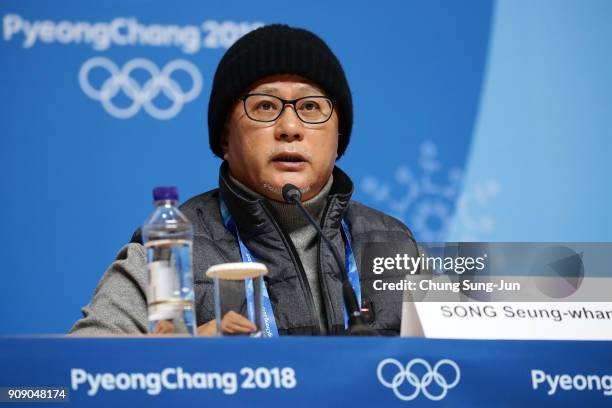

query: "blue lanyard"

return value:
[340, 219, 361, 329]
[219, 197, 361, 336]
[219, 198, 278, 337]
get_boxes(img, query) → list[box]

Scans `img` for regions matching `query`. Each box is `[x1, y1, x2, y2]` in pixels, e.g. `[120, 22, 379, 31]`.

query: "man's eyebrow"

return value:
[252, 84, 323, 94]
[254, 86, 278, 94]
[293, 83, 321, 92]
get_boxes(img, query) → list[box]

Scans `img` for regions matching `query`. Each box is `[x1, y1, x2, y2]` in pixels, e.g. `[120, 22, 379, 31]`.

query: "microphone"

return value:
[282, 184, 377, 336]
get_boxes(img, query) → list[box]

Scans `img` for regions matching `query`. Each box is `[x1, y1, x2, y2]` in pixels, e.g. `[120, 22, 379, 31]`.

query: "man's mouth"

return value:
[270, 152, 308, 170]
[271, 152, 308, 163]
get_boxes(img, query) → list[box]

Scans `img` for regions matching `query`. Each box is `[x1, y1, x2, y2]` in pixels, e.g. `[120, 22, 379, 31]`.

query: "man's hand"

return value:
[152, 320, 176, 334]
[197, 311, 257, 336]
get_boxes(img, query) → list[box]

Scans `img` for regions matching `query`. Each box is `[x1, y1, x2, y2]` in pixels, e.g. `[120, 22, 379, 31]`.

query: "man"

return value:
[70, 24, 415, 336]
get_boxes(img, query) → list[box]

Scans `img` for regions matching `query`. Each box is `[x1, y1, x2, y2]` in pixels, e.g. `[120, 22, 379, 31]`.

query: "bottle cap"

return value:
[153, 186, 179, 201]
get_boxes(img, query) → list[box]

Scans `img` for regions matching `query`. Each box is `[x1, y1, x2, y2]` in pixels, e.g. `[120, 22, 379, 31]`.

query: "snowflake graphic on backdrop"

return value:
[361, 141, 500, 241]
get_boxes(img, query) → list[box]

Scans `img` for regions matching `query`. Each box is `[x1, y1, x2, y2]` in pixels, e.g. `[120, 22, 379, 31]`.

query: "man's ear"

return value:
[220, 128, 230, 160]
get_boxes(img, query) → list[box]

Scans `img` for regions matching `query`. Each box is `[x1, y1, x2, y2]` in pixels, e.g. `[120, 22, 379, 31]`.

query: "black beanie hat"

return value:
[208, 24, 353, 159]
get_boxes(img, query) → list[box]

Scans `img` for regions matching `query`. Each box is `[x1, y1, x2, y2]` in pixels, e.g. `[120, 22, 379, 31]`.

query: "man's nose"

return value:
[274, 105, 304, 142]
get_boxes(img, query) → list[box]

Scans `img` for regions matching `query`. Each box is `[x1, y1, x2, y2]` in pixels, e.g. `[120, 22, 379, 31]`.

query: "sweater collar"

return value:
[228, 172, 333, 233]
[218, 161, 353, 238]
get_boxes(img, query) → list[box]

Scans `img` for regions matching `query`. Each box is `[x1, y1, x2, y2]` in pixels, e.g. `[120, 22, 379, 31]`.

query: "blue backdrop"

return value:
[1, 0, 611, 334]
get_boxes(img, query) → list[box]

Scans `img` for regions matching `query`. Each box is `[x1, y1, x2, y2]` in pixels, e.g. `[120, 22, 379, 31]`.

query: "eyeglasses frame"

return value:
[238, 93, 336, 124]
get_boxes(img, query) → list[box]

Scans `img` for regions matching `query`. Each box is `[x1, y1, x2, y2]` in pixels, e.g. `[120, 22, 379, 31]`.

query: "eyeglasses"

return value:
[238, 93, 335, 124]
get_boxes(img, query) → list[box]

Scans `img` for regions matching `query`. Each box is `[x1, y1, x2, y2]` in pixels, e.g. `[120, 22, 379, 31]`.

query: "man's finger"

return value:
[224, 322, 254, 333]
[222, 312, 257, 332]
[223, 311, 257, 328]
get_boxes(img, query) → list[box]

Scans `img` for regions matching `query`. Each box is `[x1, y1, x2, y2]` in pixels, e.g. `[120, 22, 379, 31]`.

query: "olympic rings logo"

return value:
[376, 358, 461, 401]
[79, 57, 202, 120]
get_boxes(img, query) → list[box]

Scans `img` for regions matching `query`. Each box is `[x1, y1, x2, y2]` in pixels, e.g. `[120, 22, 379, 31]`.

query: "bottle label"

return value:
[147, 261, 182, 321]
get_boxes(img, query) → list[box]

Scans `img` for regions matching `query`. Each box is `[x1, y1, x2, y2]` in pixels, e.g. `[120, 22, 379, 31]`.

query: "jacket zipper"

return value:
[316, 236, 334, 334]
[317, 197, 339, 335]
[260, 202, 321, 335]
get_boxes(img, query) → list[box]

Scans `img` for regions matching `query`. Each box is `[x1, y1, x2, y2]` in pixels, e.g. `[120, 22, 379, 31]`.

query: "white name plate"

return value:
[402, 301, 612, 340]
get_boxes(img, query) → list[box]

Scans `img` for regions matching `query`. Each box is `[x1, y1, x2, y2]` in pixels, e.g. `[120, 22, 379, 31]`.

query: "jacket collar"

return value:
[218, 161, 354, 237]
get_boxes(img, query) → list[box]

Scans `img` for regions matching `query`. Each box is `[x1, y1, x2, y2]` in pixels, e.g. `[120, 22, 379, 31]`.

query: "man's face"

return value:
[221, 74, 339, 202]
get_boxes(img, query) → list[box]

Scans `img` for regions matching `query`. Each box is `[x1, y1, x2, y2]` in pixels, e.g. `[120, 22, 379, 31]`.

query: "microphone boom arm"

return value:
[282, 184, 377, 336]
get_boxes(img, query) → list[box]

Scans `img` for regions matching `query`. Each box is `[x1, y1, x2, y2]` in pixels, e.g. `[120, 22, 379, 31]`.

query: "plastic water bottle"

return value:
[142, 186, 196, 335]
